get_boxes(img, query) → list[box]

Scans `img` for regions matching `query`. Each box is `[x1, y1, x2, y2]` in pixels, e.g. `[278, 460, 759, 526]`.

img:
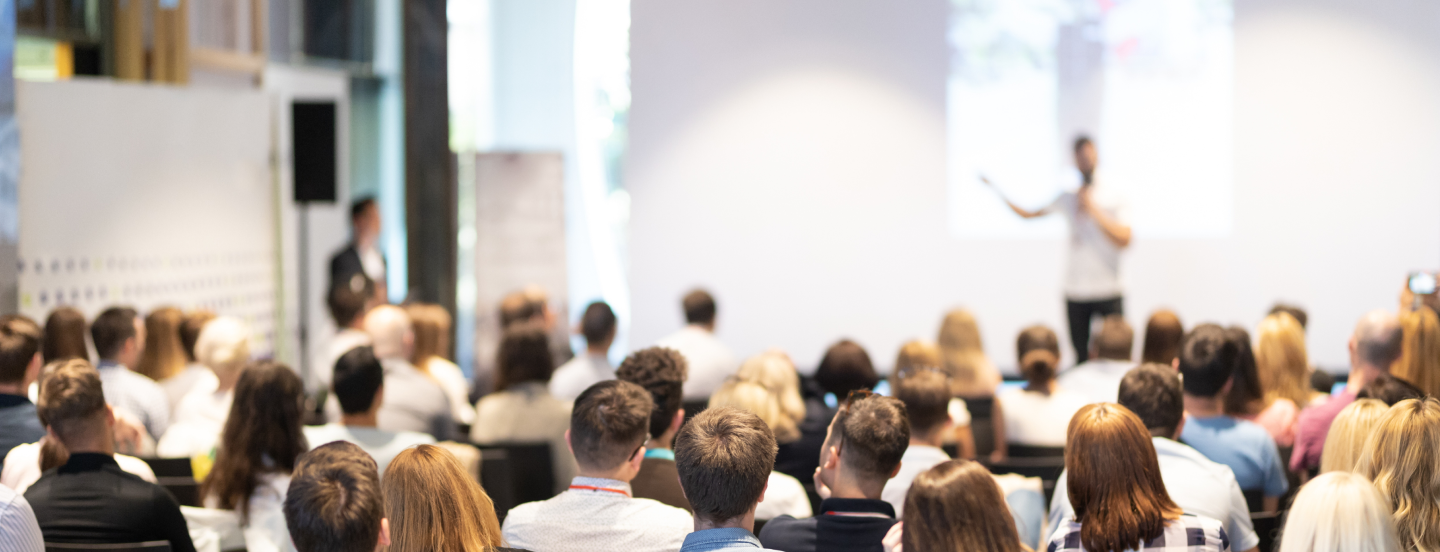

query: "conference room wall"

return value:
[627, 0, 1440, 373]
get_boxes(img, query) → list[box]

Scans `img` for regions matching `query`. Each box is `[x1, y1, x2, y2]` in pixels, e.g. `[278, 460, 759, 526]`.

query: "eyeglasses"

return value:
[893, 365, 952, 381]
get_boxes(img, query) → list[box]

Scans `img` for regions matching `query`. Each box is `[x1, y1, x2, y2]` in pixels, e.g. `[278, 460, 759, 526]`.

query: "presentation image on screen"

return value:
[948, 0, 1233, 239]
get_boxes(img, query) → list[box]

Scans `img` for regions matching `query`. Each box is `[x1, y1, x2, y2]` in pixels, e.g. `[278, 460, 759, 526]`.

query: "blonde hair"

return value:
[136, 307, 187, 381]
[735, 351, 805, 425]
[383, 444, 503, 552]
[1356, 398, 1440, 552]
[194, 317, 250, 379]
[1393, 308, 1440, 398]
[895, 340, 941, 373]
[1320, 399, 1390, 474]
[405, 303, 453, 372]
[709, 379, 800, 444]
[937, 309, 999, 396]
[1277, 471, 1400, 552]
[1255, 312, 1312, 408]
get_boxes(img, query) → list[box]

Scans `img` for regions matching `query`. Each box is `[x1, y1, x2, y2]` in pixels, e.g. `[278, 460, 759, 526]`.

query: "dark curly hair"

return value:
[616, 347, 688, 439]
[494, 322, 555, 392]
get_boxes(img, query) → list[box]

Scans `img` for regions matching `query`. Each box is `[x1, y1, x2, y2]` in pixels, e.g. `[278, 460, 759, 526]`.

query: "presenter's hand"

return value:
[1077, 187, 1096, 215]
[979, 175, 994, 187]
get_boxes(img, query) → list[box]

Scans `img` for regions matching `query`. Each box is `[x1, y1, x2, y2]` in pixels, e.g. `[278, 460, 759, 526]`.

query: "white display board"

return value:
[15, 80, 278, 354]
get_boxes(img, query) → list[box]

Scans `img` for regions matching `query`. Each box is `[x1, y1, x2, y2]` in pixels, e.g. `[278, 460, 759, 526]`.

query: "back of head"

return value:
[830, 393, 910, 482]
[1255, 312, 1311, 408]
[1319, 398, 1388, 474]
[1221, 326, 1265, 416]
[709, 379, 799, 444]
[1269, 303, 1309, 330]
[137, 307, 187, 381]
[363, 305, 412, 361]
[194, 316, 251, 379]
[616, 347, 688, 440]
[580, 301, 618, 345]
[333, 347, 384, 415]
[892, 368, 951, 437]
[1094, 315, 1134, 361]
[903, 460, 1022, 552]
[937, 308, 989, 386]
[1177, 324, 1235, 397]
[1016, 325, 1060, 389]
[570, 380, 653, 471]
[1354, 310, 1403, 371]
[494, 321, 554, 391]
[328, 275, 374, 328]
[815, 339, 879, 398]
[1117, 364, 1184, 438]
[1278, 471, 1398, 552]
[405, 303, 452, 366]
[498, 290, 544, 329]
[207, 361, 308, 522]
[674, 406, 777, 524]
[36, 359, 107, 446]
[285, 441, 385, 552]
[1356, 397, 1440, 552]
[894, 340, 941, 373]
[1357, 373, 1426, 406]
[91, 306, 138, 361]
[682, 289, 717, 326]
[180, 310, 217, 364]
[1395, 307, 1440, 397]
[382, 444, 502, 552]
[43, 307, 89, 364]
[1065, 403, 1179, 552]
[735, 351, 806, 427]
[1140, 310, 1183, 365]
[0, 314, 42, 385]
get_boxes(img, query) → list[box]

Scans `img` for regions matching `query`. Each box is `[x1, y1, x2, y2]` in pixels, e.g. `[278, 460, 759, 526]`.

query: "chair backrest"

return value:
[141, 458, 201, 507]
[1007, 444, 1066, 458]
[984, 457, 1066, 509]
[967, 397, 997, 457]
[1250, 511, 1282, 552]
[46, 541, 171, 552]
[476, 442, 556, 521]
[1242, 489, 1265, 514]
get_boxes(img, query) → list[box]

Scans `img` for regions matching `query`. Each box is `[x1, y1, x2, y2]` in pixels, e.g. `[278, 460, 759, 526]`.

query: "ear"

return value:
[1171, 357, 1180, 370]
[888, 460, 903, 480]
[26, 353, 42, 381]
[823, 443, 841, 470]
[565, 429, 574, 456]
[1172, 416, 1187, 440]
[372, 386, 386, 410]
[377, 518, 391, 548]
[669, 409, 685, 434]
[1219, 377, 1234, 395]
[758, 478, 769, 504]
[628, 443, 646, 472]
[104, 405, 116, 428]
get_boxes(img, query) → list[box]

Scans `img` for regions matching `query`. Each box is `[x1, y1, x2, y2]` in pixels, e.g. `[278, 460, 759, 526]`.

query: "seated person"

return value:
[157, 316, 250, 458]
[617, 347, 691, 510]
[1356, 372, 1425, 406]
[708, 380, 813, 520]
[0, 315, 45, 467]
[24, 359, 195, 552]
[472, 322, 577, 490]
[404, 303, 476, 427]
[760, 392, 908, 552]
[382, 444, 521, 551]
[880, 369, 952, 518]
[550, 301, 619, 402]
[1055, 315, 1135, 405]
[364, 306, 455, 442]
[314, 276, 374, 394]
[305, 347, 435, 475]
[1177, 325, 1289, 512]
[92, 307, 171, 441]
[284, 441, 391, 552]
[997, 325, 1088, 448]
[502, 380, 692, 551]
[674, 407, 783, 552]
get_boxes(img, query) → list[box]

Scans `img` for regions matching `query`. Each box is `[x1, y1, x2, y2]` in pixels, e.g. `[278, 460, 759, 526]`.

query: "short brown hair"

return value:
[91, 306, 138, 360]
[1140, 310, 1183, 365]
[1066, 404, 1180, 552]
[0, 315, 41, 384]
[570, 380, 653, 471]
[830, 393, 910, 479]
[815, 339, 879, 397]
[1094, 315, 1134, 361]
[1117, 364, 1184, 436]
[285, 441, 385, 552]
[616, 347, 688, 439]
[494, 322, 554, 391]
[36, 359, 108, 444]
[42, 307, 88, 364]
[682, 289, 717, 325]
[903, 460, 1024, 552]
[892, 369, 950, 433]
[674, 407, 777, 523]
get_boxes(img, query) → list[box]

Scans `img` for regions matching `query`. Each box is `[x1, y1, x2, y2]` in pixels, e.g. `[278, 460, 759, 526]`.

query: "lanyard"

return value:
[570, 485, 630, 497]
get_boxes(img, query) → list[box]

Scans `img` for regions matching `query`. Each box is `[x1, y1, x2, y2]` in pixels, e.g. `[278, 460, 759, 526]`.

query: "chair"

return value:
[1242, 489, 1265, 514]
[984, 457, 1066, 509]
[1251, 511, 1283, 552]
[45, 542, 170, 552]
[476, 442, 556, 522]
[142, 457, 201, 507]
[682, 399, 710, 424]
[967, 397, 997, 458]
[1006, 444, 1065, 458]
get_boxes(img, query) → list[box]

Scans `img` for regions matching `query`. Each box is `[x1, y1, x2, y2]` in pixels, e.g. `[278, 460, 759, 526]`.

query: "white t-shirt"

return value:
[312, 328, 371, 394]
[549, 353, 616, 403]
[1048, 174, 1129, 301]
[756, 471, 812, 520]
[303, 423, 436, 476]
[157, 377, 234, 458]
[881, 445, 952, 518]
[656, 326, 739, 401]
[1054, 359, 1136, 406]
[996, 387, 1090, 447]
[421, 357, 477, 425]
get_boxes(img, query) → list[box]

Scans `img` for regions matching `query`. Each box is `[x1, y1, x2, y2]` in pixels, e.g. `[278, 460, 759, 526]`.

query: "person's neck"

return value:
[690, 322, 715, 333]
[828, 467, 886, 500]
[1349, 365, 1382, 393]
[63, 435, 115, 456]
[346, 319, 366, 332]
[0, 382, 26, 396]
[100, 357, 126, 368]
[1024, 379, 1056, 395]
[342, 411, 379, 428]
[695, 511, 756, 533]
[215, 371, 242, 393]
[1183, 394, 1225, 417]
[910, 428, 946, 449]
[586, 344, 610, 357]
[577, 465, 633, 484]
[649, 434, 675, 451]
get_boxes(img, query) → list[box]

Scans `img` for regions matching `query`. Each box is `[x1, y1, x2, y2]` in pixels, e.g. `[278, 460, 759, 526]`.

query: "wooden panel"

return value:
[112, 0, 144, 80]
[152, 0, 190, 83]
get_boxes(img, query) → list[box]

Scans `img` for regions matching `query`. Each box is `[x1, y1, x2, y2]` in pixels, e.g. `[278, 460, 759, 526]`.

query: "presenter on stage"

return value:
[984, 136, 1132, 361]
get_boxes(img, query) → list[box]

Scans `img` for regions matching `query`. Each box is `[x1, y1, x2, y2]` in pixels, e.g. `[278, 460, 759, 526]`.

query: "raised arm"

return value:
[981, 176, 1050, 219]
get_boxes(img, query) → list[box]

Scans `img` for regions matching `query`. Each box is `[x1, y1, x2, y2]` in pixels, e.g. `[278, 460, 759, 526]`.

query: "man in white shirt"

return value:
[881, 369, 953, 518]
[989, 136, 1132, 360]
[312, 275, 375, 394]
[305, 347, 434, 476]
[503, 380, 693, 552]
[657, 290, 738, 401]
[363, 306, 455, 442]
[550, 301, 618, 402]
[1048, 365, 1260, 552]
[1055, 316, 1135, 405]
[91, 307, 170, 441]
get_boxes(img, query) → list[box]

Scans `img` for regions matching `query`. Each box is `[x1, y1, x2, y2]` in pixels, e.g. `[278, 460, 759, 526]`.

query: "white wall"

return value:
[627, 0, 1440, 373]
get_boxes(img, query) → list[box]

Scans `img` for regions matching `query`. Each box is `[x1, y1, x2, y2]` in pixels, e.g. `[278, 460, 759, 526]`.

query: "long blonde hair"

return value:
[1393, 308, 1440, 398]
[735, 351, 805, 426]
[1255, 313, 1312, 407]
[383, 444, 503, 552]
[136, 307, 187, 381]
[710, 379, 800, 444]
[1356, 398, 1440, 552]
[1320, 398, 1390, 474]
[1278, 471, 1399, 552]
[405, 303, 453, 372]
[937, 309, 999, 396]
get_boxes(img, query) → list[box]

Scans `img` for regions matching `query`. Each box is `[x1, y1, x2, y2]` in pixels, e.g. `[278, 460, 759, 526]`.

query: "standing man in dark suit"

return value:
[331, 197, 387, 303]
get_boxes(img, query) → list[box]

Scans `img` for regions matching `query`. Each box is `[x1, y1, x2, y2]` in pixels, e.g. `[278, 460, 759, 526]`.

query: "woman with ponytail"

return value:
[996, 325, 1089, 448]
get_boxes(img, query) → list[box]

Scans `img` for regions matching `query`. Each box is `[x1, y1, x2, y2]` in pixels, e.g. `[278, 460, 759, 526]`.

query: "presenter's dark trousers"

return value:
[1066, 297, 1124, 361]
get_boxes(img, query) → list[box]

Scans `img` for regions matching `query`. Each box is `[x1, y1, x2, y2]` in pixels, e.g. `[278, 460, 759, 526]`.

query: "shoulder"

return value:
[396, 429, 437, 446]
[1045, 521, 1083, 552]
[758, 514, 812, 540]
[1173, 514, 1229, 547]
[632, 498, 694, 525]
[116, 454, 158, 482]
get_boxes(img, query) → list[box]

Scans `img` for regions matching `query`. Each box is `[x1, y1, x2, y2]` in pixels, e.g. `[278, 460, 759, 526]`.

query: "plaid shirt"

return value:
[1047, 514, 1230, 552]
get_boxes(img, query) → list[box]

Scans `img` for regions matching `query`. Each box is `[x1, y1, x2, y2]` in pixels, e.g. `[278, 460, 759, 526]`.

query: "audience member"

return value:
[24, 360, 194, 552]
[405, 303, 475, 427]
[888, 460, 1027, 552]
[551, 301, 619, 402]
[881, 369, 952, 517]
[329, 197, 387, 302]
[1255, 311, 1323, 407]
[1050, 365, 1259, 552]
[1056, 315, 1134, 404]
[1356, 397, 1440, 552]
[0, 480, 43, 552]
[1269, 303, 1308, 330]
[41, 307, 87, 364]
[1140, 309, 1183, 365]
[382, 444, 519, 552]
[674, 407, 782, 552]
[283, 441, 390, 552]
[91, 307, 169, 440]
[315, 275, 374, 394]
[1292, 310, 1402, 472]
[305, 346, 434, 475]
[1392, 306, 1440, 398]
[894, 341, 940, 374]
[1356, 372, 1425, 405]
[157, 316, 250, 458]
[658, 289, 739, 401]
[709, 379, 812, 520]
[1176, 324, 1287, 511]
[937, 308, 1002, 398]
[1047, 403, 1229, 552]
[502, 380, 692, 551]
[135, 307, 186, 385]
[815, 340, 880, 400]
[499, 285, 575, 369]
[1276, 471, 1398, 552]
[363, 305, 455, 441]
[201, 361, 308, 551]
[1223, 325, 1298, 447]
[0, 315, 45, 467]
[1316, 398, 1387, 474]
[472, 321, 575, 489]
[998, 325, 1088, 448]
[163, 309, 216, 410]
[759, 392, 908, 552]
[617, 347, 691, 511]
[746, 352, 835, 496]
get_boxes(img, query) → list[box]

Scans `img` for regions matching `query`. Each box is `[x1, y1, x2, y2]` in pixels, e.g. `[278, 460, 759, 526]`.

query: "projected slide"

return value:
[948, 0, 1233, 239]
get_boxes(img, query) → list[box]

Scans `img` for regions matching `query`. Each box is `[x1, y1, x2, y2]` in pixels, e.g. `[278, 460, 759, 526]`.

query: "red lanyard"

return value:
[569, 485, 630, 497]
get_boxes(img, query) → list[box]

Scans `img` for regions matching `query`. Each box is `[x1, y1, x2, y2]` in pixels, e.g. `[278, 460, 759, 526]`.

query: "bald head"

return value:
[364, 305, 412, 360]
[1353, 310, 1402, 372]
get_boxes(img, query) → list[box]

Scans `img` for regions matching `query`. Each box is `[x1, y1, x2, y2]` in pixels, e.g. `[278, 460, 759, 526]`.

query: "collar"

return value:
[59, 452, 122, 473]
[568, 476, 633, 498]
[0, 393, 32, 408]
[644, 448, 676, 461]
[817, 497, 895, 519]
[682, 528, 764, 549]
[903, 445, 950, 462]
[96, 360, 124, 371]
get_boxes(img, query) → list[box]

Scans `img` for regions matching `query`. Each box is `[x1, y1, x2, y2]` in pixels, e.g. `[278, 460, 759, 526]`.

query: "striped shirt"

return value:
[1047, 514, 1230, 552]
[0, 483, 44, 552]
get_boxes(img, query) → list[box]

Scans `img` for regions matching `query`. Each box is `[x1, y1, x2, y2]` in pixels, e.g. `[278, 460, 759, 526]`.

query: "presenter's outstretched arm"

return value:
[980, 176, 1048, 219]
[1079, 188, 1132, 248]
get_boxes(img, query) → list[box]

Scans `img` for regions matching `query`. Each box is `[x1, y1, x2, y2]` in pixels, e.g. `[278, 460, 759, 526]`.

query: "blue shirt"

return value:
[681, 528, 780, 552]
[0, 394, 46, 469]
[96, 361, 171, 440]
[1180, 415, 1289, 497]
